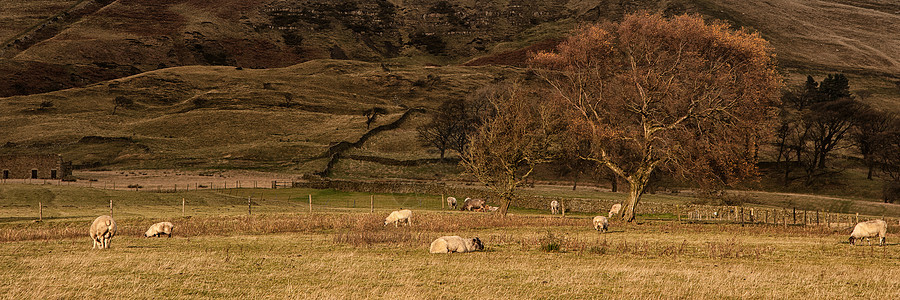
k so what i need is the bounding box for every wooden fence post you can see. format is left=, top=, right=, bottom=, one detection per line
left=792, top=208, right=796, bottom=225
left=676, top=205, right=681, bottom=222
left=441, top=193, right=444, bottom=210
left=371, top=195, right=374, bottom=213
left=182, top=198, right=185, bottom=217
left=109, top=199, right=113, bottom=217
left=248, top=196, right=252, bottom=215
left=308, top=194, right=312, bottom=213
left=39, top=201, right=42, bottom=222
left=855, top=213, right=859, bottom=224
left=561, top=200, right=566, bottom=218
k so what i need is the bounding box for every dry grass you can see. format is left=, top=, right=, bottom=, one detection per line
left=1, top=212, right=899, bottom=299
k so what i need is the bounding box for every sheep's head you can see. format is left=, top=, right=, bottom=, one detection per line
left=848, top=236, right=856, bottom=245
left=472, top=237, right=484, bottom=251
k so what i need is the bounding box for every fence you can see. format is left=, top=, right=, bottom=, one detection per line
left=3, top=177, right=898, bottom=227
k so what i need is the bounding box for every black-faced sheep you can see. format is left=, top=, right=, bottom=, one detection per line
left=593, top=216, right=609, bottom=232
left=384, top=209, right=412, bottom=227
left=550, top=200, right=560, bottom=214
left=429, top=236, right=484, bottom=253
left=144, top=222, right=175, bottom=238
left=849, top=219, right=887, bottom=246
left=460, top=198, right=485, bottom=211
left=90, top=215, right=117, bottom=249
left=608, top=203, right=622, bottom=218
left=447, top=197, right=457, bottom=210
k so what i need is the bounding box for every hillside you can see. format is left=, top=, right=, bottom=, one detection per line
left=1, top=0, right=897, bottom=98
left=0, top=60, right=519, bottom=173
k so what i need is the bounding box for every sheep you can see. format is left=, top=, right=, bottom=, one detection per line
left=144, top=222, right=175, bottom=238
left=550, top=200, right=560, bottom=215
left=447, top=197, right=457, bottom=210
left=608, top=203, right=622, bottom=218
left=429, top=236, right=484, bottom=254
left=593, top=216, right=609, bottom=232
left=849, top=219, right=887, bottom=246
left=384, top=209, right=412, bottom=227
left=460, top=198, right=485, bottom=211
left=485, top=205, right=499, bottom=212
left=90, top=215, right=117, bottom=249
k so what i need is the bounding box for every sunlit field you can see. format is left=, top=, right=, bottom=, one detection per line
left=1, top=184, right=898, bottom=298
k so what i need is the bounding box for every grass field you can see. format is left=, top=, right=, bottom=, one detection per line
left=1, top=184, right=899, bottom=298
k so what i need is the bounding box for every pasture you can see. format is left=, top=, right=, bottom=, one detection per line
left=1, top=184, right=899, bottom=298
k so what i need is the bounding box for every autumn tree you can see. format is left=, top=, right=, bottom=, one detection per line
left=852, top=105, right=896, bottom=180
left=461, top=83, right=560, bottom=217
left=531, top=14, right=781, bottom=222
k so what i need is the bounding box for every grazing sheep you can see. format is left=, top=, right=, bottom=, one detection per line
left=608, top=203, right=622, bottom=218
left=429, top=236, right=484, bottom=254
left=90, top=215, right=117, bottom=249
left=550, top=200, right=560, bottom=215
left=849, top=219, right=887, bottom=246
left=447, top=197, right=457, bottom=210
left=460, top=198, right=485, bottom=211
left=384, top=209, right=412, bottom=227
left=593, top=216, right=609, bottom=232
left=144, top=222, right=175, bottom=238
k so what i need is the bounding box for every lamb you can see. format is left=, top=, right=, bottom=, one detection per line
left=593, top=216, right=609, bottom=232
left=144, top=222, right=175, bottom=238
left=384, top=209, right=412, bottom=227
left=90, top=215, right=117, bottom=249
left=460, top=198, right=485, bottom=211
left=550, top=200, right=560, bottom=214
left=608, top=203, right=622, bottom=218
left=429, top=236, right=484, bottom=253
left=447, top=197, right=457, bottom=210
left=849, top=219, right=887, bottom=246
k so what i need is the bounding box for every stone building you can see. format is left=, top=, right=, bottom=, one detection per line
left=0, top=154, right=71, bottom=179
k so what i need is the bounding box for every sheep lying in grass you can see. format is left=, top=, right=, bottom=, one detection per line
left=144, top=222, right=175, bottom=238
left=460, top=198, right=485, bottom=211
left=447, top=197, right=457, bottom=210
left=849, top=219, right=887, bottom=246
left=593, top=216, right=609, bottom=232
left=384, top=209, right=412, bottom=227
left=90, top=215, right=117, bottom=249
left=429, top=236, right=484, bottom=253
left=608, top=203, right=622, bottom=218
left=550, top=200, right=560, bottom=214
left=485, top=205, right=499, bottom=212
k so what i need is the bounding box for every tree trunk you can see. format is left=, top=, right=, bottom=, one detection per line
left=867, top=163, right=874, bottom=180
left=498, top=194, right=511, bottom=217
left=609, top=173, right=618, bottom=192
left=440, top=148, right=445, bottom=161
left=622, top=170, right=651, bottom=222
left=572, top=174, right=578, bottom=190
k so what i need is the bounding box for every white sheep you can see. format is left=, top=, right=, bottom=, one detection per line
left=849, top=219, right=887, bottom=246
left=447, top=197, right=457, bottom=210
left=384, top=209, right=412, bottom=227
left=485, top=205, right=499, bottom=212
left=608, top=203, right=622, bottom=218
left=429, top=236, right=484, bottom=253
left=144, top=222, right=175, bottom=238
left=593, top=216, right=609, bottom=232
left=550, top=200, right=559, bottom=214
left=90, top=215, right=117, bottom=249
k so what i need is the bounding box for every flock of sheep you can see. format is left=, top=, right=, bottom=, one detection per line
left=88, top=196, right=890, bottom=251
left=88, top=215, right=173, bottom=249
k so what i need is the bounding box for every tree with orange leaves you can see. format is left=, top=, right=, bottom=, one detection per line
left=531, top=13, right=782, bottom=222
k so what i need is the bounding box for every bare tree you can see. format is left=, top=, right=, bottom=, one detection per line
left=461, top=83, right=559, bottom=217
left=851, top=104, right=894, bottom=180
left=531, top=14, right=781, bottom=222
left=417, top=98, right=468, bottom=160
